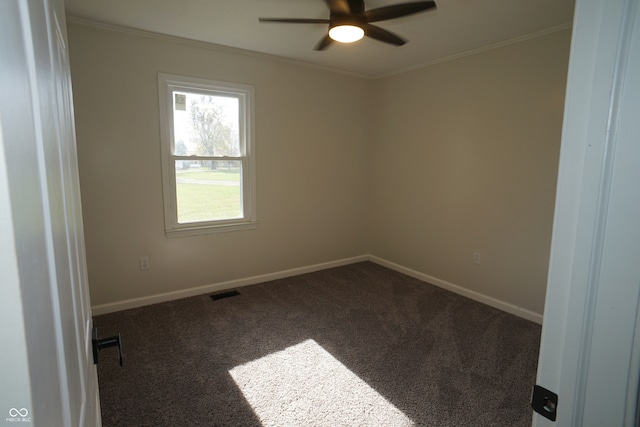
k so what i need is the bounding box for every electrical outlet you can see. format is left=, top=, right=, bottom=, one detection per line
left=473, top=252, right=481, bottom=265
left=140, top=256, right=150, bottom=270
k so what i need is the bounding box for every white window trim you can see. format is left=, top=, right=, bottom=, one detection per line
left=158, top=73, right=256, bottom=237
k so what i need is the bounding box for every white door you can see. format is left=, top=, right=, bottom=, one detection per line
left=534, top=0, right=640, bottom=425
left=0, top=0, right=100, bottom=426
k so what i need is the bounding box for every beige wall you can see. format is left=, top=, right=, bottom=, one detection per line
left=68, top=22, right=570, bottom=317
left=369, top=29, right=571, bottom=314
left=68, top=23, right=372, bottom=306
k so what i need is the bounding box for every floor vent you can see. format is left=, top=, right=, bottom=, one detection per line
left=210, top=290, right=241, bottom=301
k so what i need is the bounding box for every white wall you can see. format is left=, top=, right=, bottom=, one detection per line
left=369, top=29, right=572, bottom=316
left=68, top=23, right=372, bottom=307
left=68, top=22, right=570, bottom=318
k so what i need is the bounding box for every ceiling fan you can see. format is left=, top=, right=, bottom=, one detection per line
left=258, top=0, right=437, bottom=51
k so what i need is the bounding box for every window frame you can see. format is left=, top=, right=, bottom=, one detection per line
left=158, top=73, right=256, bottom=237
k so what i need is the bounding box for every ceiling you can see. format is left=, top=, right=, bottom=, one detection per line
left=64, top=0, right=575, bottom=78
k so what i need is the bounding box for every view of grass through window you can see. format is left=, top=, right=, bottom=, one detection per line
left=175, top=163, right=242, bottom=223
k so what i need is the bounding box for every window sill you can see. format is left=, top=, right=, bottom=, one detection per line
left=165, top=220, right=258, bottom=238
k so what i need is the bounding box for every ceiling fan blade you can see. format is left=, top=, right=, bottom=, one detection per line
left=324, top=0, right=352, bottom=15
left=259, top=18, right=331, bottom=24
left=362, top=23, right=407, bottom=46
left=314, top=34, right=335, bottom=51
left=363, top=1, right=436, bottom=23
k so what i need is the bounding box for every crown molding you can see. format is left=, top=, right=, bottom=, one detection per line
left=65, top=16, right=371, bottom=79
left=376, top=22, right=573, bottom=79
left=66, top=16, right=572, bottom=80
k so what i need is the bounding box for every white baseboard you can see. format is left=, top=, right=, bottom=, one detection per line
left=368, top=255, right=543, bottom=324
left=91, top=255, right=368, bottom=315
left=91, top=254, right=543, bottom=324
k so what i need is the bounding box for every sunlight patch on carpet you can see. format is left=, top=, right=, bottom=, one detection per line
left=229, top=339, right=413, bottom=426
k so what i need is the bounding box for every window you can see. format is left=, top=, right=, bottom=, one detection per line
left=158, top=73, right=256, bottom=237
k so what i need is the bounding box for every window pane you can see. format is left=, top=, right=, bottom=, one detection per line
left=160, top=74, right=255, bottom=236
left=175, top=160, right=243, bottom=223
left=173, top=91, right=240, bottom=156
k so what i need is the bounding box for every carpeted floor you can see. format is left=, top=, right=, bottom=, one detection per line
left=94, top=261, right=541, bottom=426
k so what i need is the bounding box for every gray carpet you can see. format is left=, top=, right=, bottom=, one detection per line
left=94, top=261, right=540, bottom=426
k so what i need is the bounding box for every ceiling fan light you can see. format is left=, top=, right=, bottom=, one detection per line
left=329, top=25, right=364, bottom=43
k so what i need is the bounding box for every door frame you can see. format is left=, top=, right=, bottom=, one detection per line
left=534, top=0, right=640, bottom=425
